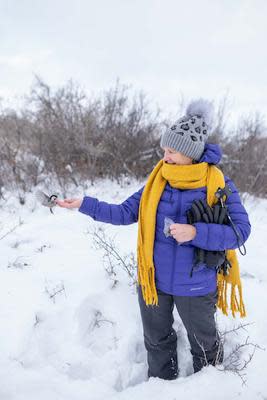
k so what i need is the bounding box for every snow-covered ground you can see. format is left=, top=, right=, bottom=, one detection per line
left=0, top=180, right=266, bottom=400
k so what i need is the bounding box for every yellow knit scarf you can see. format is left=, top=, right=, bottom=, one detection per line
left=137, top=160, right=246, bottom=318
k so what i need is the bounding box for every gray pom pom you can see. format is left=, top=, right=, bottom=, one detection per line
left=185, top=98, right=214, bottom=126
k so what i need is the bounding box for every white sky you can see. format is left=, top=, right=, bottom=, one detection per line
left=1, top=0, right=267, bottom=124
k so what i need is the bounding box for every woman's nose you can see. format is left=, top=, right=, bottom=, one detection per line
left=163, top=153, right=170, bottom=161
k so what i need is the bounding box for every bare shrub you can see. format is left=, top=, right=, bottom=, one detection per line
left=221, top=113, right=267, bottom=198
left=24, top=77, right=163, bottom=187
left=87, top=226, right=137, bottom=288
left=0, top=111, right=41, bottom=203
left=0, top=78, right=266, bottom=199
left=95, top=80, right=163, bottom=181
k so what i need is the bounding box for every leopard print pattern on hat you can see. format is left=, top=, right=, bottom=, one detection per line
left=170, top=114, right=207, bottom=144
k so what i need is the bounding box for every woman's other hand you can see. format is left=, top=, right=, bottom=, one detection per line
left=56, top=198, right=83, bottom=209
left=169, top=223, right=196, bottom=243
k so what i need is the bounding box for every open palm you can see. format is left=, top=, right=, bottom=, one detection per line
left=56, top=198, right=82, bottom=209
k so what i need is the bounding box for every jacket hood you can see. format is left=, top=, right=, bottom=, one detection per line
left=199, top=143, right=222, bottom=165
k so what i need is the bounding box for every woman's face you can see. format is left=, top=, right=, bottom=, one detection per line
left=162, top=147, right=193, bottom=165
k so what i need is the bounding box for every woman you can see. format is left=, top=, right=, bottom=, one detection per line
left=57, top=99, right=251, bottom=380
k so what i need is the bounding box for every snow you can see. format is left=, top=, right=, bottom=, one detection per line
left=0, top=181, right=266, bottom=400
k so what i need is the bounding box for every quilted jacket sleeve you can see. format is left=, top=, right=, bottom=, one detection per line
left=78, top=186, right=144, bottom=225
left=190, top=177, right=251, bottom=251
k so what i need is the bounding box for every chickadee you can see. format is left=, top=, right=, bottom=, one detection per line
left=36, top=190, right=58, bottom=214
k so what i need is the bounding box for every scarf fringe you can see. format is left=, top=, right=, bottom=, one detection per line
left=137, top=246, right=158, bottom=306
left=217, top=278, right=246, bottom=318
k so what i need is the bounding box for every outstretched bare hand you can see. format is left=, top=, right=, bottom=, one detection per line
left=56, top=198, right=83, bottom=209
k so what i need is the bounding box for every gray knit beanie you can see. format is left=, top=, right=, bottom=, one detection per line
left=160, top=99, right=214, bottom=161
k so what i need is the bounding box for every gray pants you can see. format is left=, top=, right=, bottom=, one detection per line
left=138, top=286, right=223, bottom=380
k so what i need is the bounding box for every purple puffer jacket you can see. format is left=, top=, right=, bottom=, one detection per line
left=79, top=144, right=251, bottom=296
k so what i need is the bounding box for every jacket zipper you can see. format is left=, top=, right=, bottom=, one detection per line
left=171, top=189, right=182, bottom=292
